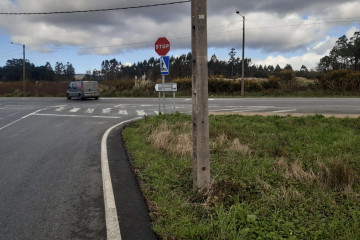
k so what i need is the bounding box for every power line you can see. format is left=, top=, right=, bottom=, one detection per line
left=246, top=19, right=360, bottom=30
left=0, top=0, right=190, bottom=15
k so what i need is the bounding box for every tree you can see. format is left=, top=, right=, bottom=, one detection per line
left=284, top=64, right=293, bottom=71
left=349, top=31, right=360, bottom=71
left=318, top=32, right=360, bottom=72
left=65, top=62, right=75, bottom=80
left=228, top=48, right=236, bottom=77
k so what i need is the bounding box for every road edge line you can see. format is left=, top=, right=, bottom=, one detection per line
left=101, top=117, right=142, bottom=240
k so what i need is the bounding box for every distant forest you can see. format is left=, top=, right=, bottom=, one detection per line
left=0, top=60, right=75, bottom=82
left=1, top=31, right=359, bottom=82
left=0, top=54, right=315, bottom=82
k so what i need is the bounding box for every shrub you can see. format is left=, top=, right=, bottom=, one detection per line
left=316, top=70, right=360, bottom=92
left=245, top=79, right=263, bottom=92
left=261, top=76, right=281, bottom=90
left=279, top=70, right=295, bottom=85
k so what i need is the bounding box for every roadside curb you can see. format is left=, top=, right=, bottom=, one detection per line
left=103, top=118, right=157, bottom=240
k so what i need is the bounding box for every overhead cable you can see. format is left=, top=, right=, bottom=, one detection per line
left=0, top=0, right=190, bottom=15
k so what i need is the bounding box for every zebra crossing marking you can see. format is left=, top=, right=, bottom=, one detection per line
left=136, top=110, right=146, bottom=116
left=118, top=110, right=128, bottom=115
left=55, top=107, right=66, bottom=112
left=102, top=108, right=112, bottom=114
left=69, top=108, right=80, bottom=113
left=85, top=108, right=95, bottom=114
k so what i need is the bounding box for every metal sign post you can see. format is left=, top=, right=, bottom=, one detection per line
left=155, top=83, right=177, bottom=114
left=160, top=56, right=170, bottom=114
left=154, top=38, right=170, bottom=114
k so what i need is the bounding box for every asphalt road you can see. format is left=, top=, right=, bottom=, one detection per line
left=0, top=97, right=359, bottom=239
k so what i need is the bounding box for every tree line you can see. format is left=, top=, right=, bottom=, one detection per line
left=86, top=52, right=316, bottom=82
left=0, top=59, right=75, bottom=82
left=1, top=51, right=314, bottom=83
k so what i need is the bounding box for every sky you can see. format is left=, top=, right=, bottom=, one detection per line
left=0, top=0, right=359, bottom=74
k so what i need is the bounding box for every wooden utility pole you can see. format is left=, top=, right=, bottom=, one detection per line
left=191, top=0, right=210, bottom=191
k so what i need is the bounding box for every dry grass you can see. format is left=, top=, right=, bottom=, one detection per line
left=149, top=125, right=252, bottom=158
left=229, top=138, right=252, bottom=157
left=148, top=122, right=192, bottom=158
left=275, top=157, right=357, bottom=191
left=210, top=133, right=252, bottom=157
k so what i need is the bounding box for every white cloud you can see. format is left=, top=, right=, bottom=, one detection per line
left=253, top=34, right=341, bottom=70
left=0, top=0, right=358, bottom=72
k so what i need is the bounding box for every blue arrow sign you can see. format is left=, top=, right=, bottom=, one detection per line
left=160, top=56, right=170, bottom=75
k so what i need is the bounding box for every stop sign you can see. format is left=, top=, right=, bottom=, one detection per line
left=155, top=37, right=170, bottom=56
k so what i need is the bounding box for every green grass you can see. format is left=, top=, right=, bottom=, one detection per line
left=123, top=113, right=360, bottom=239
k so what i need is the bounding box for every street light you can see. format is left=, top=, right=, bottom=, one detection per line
left=10, top=42, right=26, bottom=97
left=236, top=11, right=245, bottom=96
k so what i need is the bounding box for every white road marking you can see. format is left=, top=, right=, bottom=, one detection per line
left=85, top=108, right=95, bottom=114
left=69, top=108, right=80, bottom=113
left=0, top=109, right=44, bottom=131
left=55, top=107, right=66, bottom=112
left=34, top=113, right=122, bottom=119
left=51, top=105, right=67, bottom=108
left=136, top=110, right=146, bottom=116
left=272, top=109, right=297, bottom=113
left=101, top=117, right=142, bottom=240
left=102, top=108, right=112, bottom=114
left=118, top=110, right=128, bottom=115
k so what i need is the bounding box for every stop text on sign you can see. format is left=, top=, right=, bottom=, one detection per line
left=155, top=37, right=170, bottom=56
left=156, top=43, right=170, bottom=50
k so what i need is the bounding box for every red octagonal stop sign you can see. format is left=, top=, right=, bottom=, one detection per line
left=155, top=37, right=170, bottom=56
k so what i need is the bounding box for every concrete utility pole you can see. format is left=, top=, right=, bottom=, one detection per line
left=236, top=11, right=245, bottom=96
left=191, top=0, right=210, bottom=191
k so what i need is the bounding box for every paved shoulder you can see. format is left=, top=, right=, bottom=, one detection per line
left=107, top=123, right=157, bottom=240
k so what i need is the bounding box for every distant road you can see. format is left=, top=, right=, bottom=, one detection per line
left=0, top=97, right=359, bottom=239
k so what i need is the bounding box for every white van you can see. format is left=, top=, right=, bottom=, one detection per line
left=67, top=81, right=99, bottom=100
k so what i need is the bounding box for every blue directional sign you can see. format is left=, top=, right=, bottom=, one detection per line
left=160, top=56, right=170, bottom=75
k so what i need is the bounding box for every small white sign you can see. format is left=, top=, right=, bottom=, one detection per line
left=155, top=83, right=177, bottom=92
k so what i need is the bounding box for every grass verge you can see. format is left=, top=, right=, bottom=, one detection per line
left=123, top=113, right=360, bottom=239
